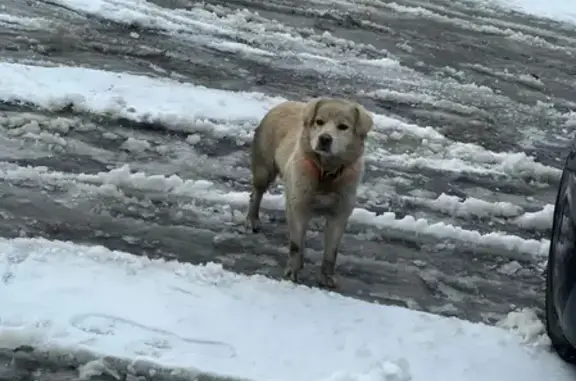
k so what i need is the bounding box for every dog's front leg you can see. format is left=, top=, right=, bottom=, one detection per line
left=284, top=199, right=312, bottom=283
left=319, top=202, right=354, bottom=289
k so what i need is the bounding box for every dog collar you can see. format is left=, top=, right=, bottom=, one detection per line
left=303, top=156, right=345, bottom=181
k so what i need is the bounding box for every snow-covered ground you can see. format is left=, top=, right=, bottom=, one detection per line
left=1, top=0, right=576, bottom=379
left=484, top=0, right=576, bottom=24
left=2, top=237, right=576, bottom=381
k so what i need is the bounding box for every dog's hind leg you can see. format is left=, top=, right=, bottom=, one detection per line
left=246, top=162, right=278, bottom=233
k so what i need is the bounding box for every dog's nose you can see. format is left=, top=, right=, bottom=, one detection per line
left=318, top=134, right=332, bottom=147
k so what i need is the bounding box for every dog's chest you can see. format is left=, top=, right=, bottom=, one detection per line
left=310, top=191, right=341, bottom=215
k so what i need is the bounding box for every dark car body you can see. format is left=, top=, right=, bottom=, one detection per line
left=546, top=146, right=576, bottom=363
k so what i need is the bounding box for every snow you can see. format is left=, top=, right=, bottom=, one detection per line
left=480, top=0, right=576, bottom=25
left=1, top=237, right=575, bottom=381
left=513, top=204, right=555, bottom=231
left=408, top=193, right=524, bottom=218
left=121, top=137, right=152, bottom=153
left=37, top=0, right=388, bottom=67
left=0, top=62, right=283, bottom=128
left=497, top=307, right=549, bottom=345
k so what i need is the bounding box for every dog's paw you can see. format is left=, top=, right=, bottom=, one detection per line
left=318, top=273, right=338, bottom=289
left=244, top=217, right=261, bottom=234
left=283, top=267, right=300, bottom=283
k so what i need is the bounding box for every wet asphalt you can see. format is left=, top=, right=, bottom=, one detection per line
left=2, top=0, right=576, bottom=379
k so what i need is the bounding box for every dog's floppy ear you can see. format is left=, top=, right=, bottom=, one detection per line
left=353, top=104, right=373, bottom=137
left=302, top=98, right=325, bottom=127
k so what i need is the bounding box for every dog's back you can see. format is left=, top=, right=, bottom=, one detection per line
left=251, top=101, right=305, bottom=177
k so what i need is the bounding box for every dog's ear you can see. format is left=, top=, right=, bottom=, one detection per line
left=353, top=104, right=373, bottom=137
left=302, top=98, right=325, bottom=127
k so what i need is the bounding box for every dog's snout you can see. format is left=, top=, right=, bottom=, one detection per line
left=318, top=133, right=332, bottom=147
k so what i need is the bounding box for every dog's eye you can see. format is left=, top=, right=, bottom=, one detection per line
left=337, top=124, right=349, bottom=131
left=315, top=119, right=325, bottom=126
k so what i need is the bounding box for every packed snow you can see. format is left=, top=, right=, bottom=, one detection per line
left=482, top=0, right=576, bottom=24
left=1, top=237, right=575, bottom=381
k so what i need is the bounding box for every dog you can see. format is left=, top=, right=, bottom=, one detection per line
left=245, top=97, right=373, bottom=289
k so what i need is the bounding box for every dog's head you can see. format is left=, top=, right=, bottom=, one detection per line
left=302, top=98, right=373, bottom=158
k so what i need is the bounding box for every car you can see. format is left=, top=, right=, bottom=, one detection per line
left=546, top=145, right=576, bottom=364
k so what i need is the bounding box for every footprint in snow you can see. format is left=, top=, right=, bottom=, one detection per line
left=69, top=313, right=236, bottom=358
